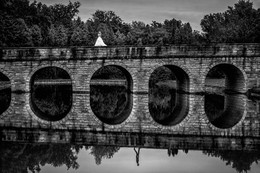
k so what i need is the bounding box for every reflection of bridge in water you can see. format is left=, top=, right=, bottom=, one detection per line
left=0, top=44, right=260, bottom=144
left=2, top=129, right=260, bottom=173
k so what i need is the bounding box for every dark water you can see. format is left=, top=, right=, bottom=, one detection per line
left=1, top=82, right=260, bottom=173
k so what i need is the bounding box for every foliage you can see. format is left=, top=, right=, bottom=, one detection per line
left=0, top=142, right=80, bottom=173
left=201, top=0, right=260, bottom=43
left=203, top=149, right=260, bottom=173
left=0, top=0, right=260, bottom=47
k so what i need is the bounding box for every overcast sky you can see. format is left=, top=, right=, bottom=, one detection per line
left=36, top=0, right=260, bottom=31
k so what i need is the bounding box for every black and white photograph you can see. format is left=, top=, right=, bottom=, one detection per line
left=1, top=0, right=260, bottom=172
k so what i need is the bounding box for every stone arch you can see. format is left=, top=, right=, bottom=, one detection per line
left=29, top=66, right=73, bottom=121
left=0, top=70, right=11, bottom=82
left=148, top=65, right=189, bottom=126
left=89, top=64, right=133, bottom=125
left=205, top=63, right=247, bottom=93
left=204, top=63, right=247, bottom=129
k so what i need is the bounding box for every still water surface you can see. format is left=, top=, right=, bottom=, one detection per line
left=2, top=141, right=260, bottom=173
left=41, top=148, right=260, bottom=173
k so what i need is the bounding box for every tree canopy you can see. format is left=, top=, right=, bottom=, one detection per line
left=201, top=0, right=260, bottom=43
left=0, top=0, right=259, bottom=47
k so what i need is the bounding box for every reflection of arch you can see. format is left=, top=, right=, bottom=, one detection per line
left=91, top=65, right=133, bottom=91
left=90, top=65, right=133, bottom=125
left=148, top=65, right=189, bottom=126
left=0, top=71, right=11, bottom=115
left=206, top=63, right=246, bottom=93
left=205, top=94, right=246, bottom=129
left=29, top=66, right=72, bottom=121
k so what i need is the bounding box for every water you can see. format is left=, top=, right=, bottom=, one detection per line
left=1, top=78, right=260, bottom=173
left=1, top=141, right=260, bottom=173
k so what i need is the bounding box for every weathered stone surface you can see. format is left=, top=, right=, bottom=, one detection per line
left=0, top=44, right=260, bottom=138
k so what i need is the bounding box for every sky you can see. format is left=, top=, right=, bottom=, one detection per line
left=36, top=0, right=260, bottom=31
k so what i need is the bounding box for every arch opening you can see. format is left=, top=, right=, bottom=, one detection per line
left=30, top=67, right=72, bottom=121
left=0, top=72, right=11, bottom=115
left=205, top=64, right=246, bottom=128
left=90, top=65, right=133, bottom=125
left=149, top=66, right=189, bottom=126
left=206, top=64, right=245, bottom=93
left=205, top=93, right=246, bottom=129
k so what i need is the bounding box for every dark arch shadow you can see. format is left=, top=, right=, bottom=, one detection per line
left=0, top=72, right=11, bottom=115
left=30, top=67, right=72, bottom=121
left=205, top=93, right=245, bottom=129
left=148, top=65, right=189, bottom=126
left=205, top=64, right=246, bottom=129
left=207, top=64, right=245, bottom=93
left=90, top=65, right=133, bottom=125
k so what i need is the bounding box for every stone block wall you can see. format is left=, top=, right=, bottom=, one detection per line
left=1, top=44, right=260, bottom=138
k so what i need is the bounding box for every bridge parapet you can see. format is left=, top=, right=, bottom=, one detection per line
left=1, top=43, right=260, bottom=60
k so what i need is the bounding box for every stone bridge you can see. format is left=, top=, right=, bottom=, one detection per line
left=1, top=43, right=260, bottom=143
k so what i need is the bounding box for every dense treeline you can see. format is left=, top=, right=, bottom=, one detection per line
left=0, top=0, right=260, bottom=47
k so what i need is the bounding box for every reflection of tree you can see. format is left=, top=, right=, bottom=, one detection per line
left=31, top=85, right=72, bottom=120
left=167, top=148, right=178, bottom=157
left=33, top=67, right=70, bottom=80
left=90, top=86, right=128, bottom=119
left=204, top=94, right=225, bottom=122
left=0, top=88, right=11, bottom=114
left=91, top=66, right=125, bottom=79
left=90, top=146, right=120, bottom=165
left=149, top=66, right=175, bottom=86
left=0, top=142, right=80, bottom=173
left=134, top=147, right=141, bottom=166
left=206, top=68, right=225, bottom=78
left=149, top=85, right=176, bottom=121
left=167, top=148, right=188, bottom=157
left=149, top=66, right=177, bottom=121
left=203, top=150, right=260, bottom=173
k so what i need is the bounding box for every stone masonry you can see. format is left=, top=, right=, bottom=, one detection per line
left=1, top=43, right=260, bottom=139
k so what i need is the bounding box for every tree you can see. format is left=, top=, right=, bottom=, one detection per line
left=91, top=10, right=123, bottom=32
left=201, top=0, right=260, bottom=43
left=4, top=18, right=33, bottom=46
left=70, top=23, right=91, bottom=46
left=47, top=24, right=68, bottom=46
left=30, top=25, right=42, bottom=46
left=164, top=18, right=182, bottom=44
left=49, top=1, right=81, bottom=27
left=114, top=30, right=126, bottom=45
